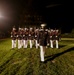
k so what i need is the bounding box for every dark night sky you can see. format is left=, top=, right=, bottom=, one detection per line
left=0, top=0, right=74, bottom=33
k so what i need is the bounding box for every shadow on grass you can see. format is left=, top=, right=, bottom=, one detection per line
left=45, top=47, right=74, bottom=63
left=47, top=45, right=66, bottom=49
left=59, top=45, right=66, bottom=48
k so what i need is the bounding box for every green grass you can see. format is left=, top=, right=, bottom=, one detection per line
left=0, top=38, right=74, bottom=75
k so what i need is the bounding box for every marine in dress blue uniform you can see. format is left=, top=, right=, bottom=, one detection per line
left=38, top=24, right=48, bottom=62
left=17, top=28, right=23, bottom=49
left=11, top=27, right=17, bottom=49
left=23, top=28, right=29, bottom=48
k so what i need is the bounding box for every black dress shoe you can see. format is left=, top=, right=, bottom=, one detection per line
left=40, top=61, right=45, bottom=63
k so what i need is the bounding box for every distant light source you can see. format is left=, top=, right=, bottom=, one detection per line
left=0, top=2, right=14, bottom=30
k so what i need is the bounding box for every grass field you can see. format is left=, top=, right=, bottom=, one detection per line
left=0, top=38, right=74, bottom=75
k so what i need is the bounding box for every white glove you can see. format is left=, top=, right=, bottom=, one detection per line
left=29, top=34, right=31, bottom=36
left=17, top=35, right=18, bottom=37
left=37, top=44, right=40, bottom=46
left=35, top=35, right=37, bottom=37
left=47, top=43, right=49, bottom=46
left=11, top=35, right=12, bottom=37
left=23, top=35, right=25, bottom=37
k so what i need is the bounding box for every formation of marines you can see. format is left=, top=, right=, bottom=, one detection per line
left=11, top=24, right=61, bottom=62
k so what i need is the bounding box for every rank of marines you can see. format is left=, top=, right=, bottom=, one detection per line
left=11, top=24, right=61, bottom=62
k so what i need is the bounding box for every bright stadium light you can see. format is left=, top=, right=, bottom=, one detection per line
left=0, top=2, right=15, bottom=30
